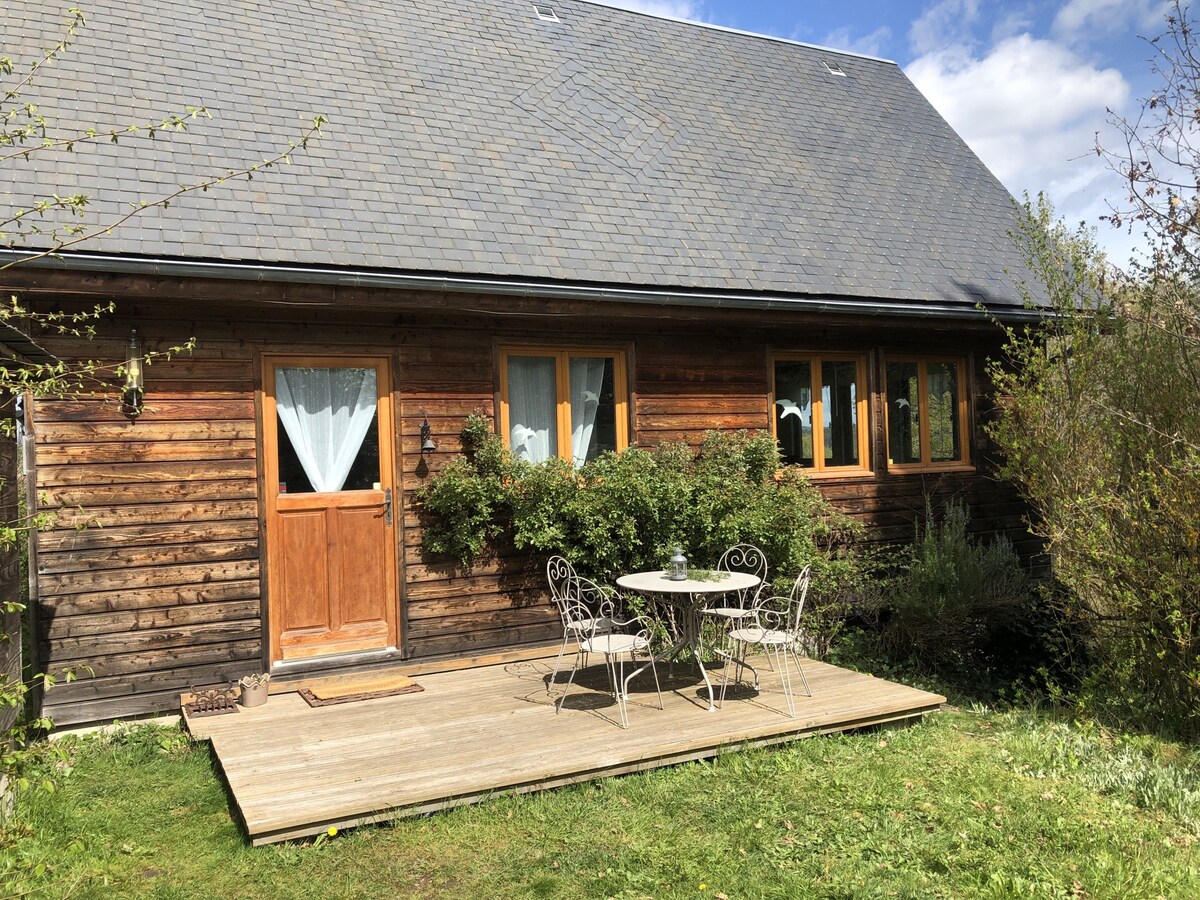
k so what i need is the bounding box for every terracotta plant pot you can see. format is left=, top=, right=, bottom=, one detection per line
left=239, top=674, right=270, bottom=708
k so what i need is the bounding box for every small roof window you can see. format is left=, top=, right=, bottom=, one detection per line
left=533, top=4, right=559, bottom=21
left=823, top=59, right=847, bottom=77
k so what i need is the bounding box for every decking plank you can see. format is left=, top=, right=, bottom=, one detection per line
left=186, top=655, right=944, bottom=843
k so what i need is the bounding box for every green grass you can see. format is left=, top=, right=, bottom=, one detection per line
left=3, top=709, right=1199, bottom=899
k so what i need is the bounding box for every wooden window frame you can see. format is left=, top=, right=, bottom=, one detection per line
left=883, top=354, right=973, bottom=473
left=770, top=353, right=871, bottom=477
left=498, top=346, right=630, bottom=462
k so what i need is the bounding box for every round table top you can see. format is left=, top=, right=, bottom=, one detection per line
left=615, top=569, right=760, bottom=595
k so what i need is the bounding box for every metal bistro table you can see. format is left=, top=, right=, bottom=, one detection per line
left=615, top=569, right=761, bottom=712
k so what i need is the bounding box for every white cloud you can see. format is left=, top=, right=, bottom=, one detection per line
left=908, top=35, right=1127, bottom=154
left=595, top=0, right=703, bottom=20
left=1052, top=0, right=1167, bottom=40
left=990, top=8, right=1036, bottom=43
left=907, top=33, right=1140, bottom=262
left=908, top=0, right=981, bottom=56
left=820, top=25, right=892, bottom=59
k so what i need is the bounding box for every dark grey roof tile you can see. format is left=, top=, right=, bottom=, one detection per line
left=4, top=0, right=1036, bottom=307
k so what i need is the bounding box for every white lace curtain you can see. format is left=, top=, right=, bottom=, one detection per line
left=569, top=357, right=606, bottom=467
left=507, top=356, right=557, bottom=464
left=507, top=355, right=608, bottom=467
left=276, top=367, right=378, bottom=492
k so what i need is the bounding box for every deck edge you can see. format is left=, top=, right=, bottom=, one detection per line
left=247, top=700, right=943, bottom=845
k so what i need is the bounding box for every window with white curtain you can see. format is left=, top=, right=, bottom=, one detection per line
left=275, top=366, right=380, bottom=493
left=500, top=348, right=628, bottom=466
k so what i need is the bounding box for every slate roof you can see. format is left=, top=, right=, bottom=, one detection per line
left=3, top=0, right=1034, bottom=308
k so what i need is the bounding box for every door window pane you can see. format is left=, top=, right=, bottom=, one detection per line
left=927, top=361, right=961, bottom=462
left=886, top=362, right=922, bottom=465
left=275, top=366, right=379, bottom=493
left=822, top=360, right=859, bottom=466
left=774, top=361, right=814, bottom=466
left=569, top=356, right=616, bottom=466
left=507, top=356, right=558, bottom=464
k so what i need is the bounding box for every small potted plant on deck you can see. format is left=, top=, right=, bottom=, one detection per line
left=238, top=672, right=271, bottom=708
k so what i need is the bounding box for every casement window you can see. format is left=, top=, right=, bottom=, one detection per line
left=499, top=347, right=629, bottom=467
left=771, top=354, right=870, bottom=475
left=884, top=356, right=971, bottom=470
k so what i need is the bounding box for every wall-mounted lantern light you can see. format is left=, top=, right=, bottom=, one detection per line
left=121, top=329, right=145, bottom=420
left=420, top=415, right=437, bottom=454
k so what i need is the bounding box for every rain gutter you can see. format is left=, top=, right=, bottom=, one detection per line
left=0, top=250, right=1049, bottom=323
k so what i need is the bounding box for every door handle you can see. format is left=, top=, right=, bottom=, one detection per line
left=382, top=487, right=392, bottom=526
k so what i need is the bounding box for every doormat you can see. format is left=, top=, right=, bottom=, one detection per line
left=299, top=673, right=424, bottom=707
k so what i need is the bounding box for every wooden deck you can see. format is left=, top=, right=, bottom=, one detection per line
left=185, top=654, right=945, bottom=845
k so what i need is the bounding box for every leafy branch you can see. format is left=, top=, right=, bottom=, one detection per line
left=0, top=8, right=85, bottom=132
left=1, top=105, right=211, bottom=164
left=0, top=295, right=195, bottom=399
left=1099, top=1, right=1200, bottom=262
left=2, top=6, right=326, bottom=265
left=1, top=114, right=325, bottom=267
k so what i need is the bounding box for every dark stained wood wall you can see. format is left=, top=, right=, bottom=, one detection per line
left=12, top=274, right=1037, bottom=725
left=31, top=337, right=261, bottom=724
left=633, top=327, right=1040, bottom=562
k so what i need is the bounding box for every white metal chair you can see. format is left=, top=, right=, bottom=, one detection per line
left=547, top=554, right=576, bottom=604
left=546, top=556, right=614, bottom=692
left=555, top=576, right=663, bottom=729
left=719, top=566, right=812, bottom=717
left=702, top=542, right=768, bottom=630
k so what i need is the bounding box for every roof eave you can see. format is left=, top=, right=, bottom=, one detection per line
left=0, top=249, right=1050, bottom=324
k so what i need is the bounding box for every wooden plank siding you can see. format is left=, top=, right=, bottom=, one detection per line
left=30, top=339, right=263, bottom=725
left=11, top=277, right=1038, bottom=725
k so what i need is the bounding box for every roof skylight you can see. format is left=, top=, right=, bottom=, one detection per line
left=533, top=4, right=559, bottom=21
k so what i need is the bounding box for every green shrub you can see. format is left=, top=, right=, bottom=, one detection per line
left=991, top=197, right=1200, bottom=736
left=415, top=414, right=536, bottom=565
left=416, top=420, right=858, bottom=587
left=878, top=500, right=1031, bottom=671
left=799, top=545, right=888, bottom=662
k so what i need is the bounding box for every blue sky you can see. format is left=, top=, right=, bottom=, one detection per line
left=605, top=0, right=1171, bottom=262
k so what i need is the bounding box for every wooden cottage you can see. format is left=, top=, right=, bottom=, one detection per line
left=2, top=0, right=1044, bottom=726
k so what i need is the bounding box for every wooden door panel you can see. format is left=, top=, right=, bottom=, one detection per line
left=279, top=629, right=389, bottom=660
left=277, top=509, right=331, bottom=639
left=335, top=504, right=392, bottom=626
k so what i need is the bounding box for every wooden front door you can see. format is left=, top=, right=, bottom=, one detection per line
left=262, top=356, right=399, bottom=663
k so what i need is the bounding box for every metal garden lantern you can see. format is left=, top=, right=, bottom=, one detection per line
left=668, top=547, right=688, bottom=581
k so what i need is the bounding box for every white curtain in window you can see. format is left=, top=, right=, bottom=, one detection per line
left=276, top=367, right=377, bottom=492
left=569, top=357, right=607, bottom=467
left=507, top=356, right=557, bottom=463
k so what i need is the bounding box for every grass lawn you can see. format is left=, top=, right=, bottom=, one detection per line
left=2, top=707, right=1199, bottom=899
